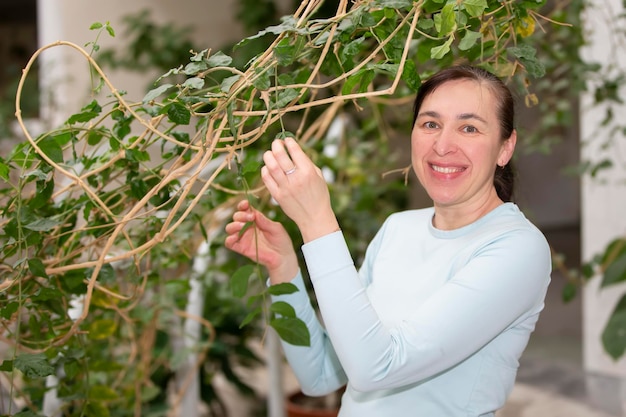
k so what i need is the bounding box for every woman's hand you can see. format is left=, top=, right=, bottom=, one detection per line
left=261, top=137, right=340, bottom=242
left=224, top=199, right=299, bottom=284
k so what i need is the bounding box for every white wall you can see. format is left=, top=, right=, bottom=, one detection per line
left=580, top=0, right=626, bottom=414
left=37, top=0, right=248, bottom=126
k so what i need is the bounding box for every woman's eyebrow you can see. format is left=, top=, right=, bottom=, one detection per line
left=458, top=113, right=488, bottom=124
left=416, top=110, right=440, bottom=119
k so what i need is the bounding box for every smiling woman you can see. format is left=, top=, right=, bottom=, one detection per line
left=225, top=64, right=551, bottom=417
left=410, top=67, right=517, bottom=230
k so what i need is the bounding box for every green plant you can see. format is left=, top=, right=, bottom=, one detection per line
left=0, top=0, right=587, bottom=415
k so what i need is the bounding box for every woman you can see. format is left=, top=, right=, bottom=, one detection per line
left=225, top=65, right=551, bottom=416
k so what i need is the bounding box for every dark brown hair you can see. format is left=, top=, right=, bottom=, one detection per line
left=412, top=65, right=516, bottom=202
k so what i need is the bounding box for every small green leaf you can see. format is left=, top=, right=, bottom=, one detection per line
left=601, top=294, right=626, bottom=360
left=85, top=401, right=111, bottom=417
left=88, top=319, right=117, bottom=340
left=166, top=102, right=191, bottom=125
left=13, top=410, right=46, bottom=417
left=67, top=111, right=100, bottom=124
left=24, top=217, right=61, bottom=232
left=276, top=88, right=301, bottom=108
left=182, top=77, right=205, bottom=90
left=435, top=3, right=456, bottom=36
left=143, top=84, right=174, bottom=103
left=459, top=30, right=482, bottom=51
left=430, top=36, right=454, bottom=59
left=1, top=302, right=19, bottom=319
left=89, top=385, right=118, bottom=401
left=270, top=301, right=296, bottom=318
left=602, top=252, right=626, bottom=288
left=463, top=0, right=488, bottom=17
left=231, top=265, right=256, bottom=298
left=221, top=75, right=241, bottom=93
left=240, top=306, right=263, bottom=328
left=561, top=281, right=577, bottom=303
left=90, top=22, right=103, bottom=30
left=14, top=353, right=55, bottom=378
left=28, top=258, right=48, bottom=278
left=0, top=360, right=13, bottom=372
left=38, top=136, right=64, bottom=163
left=97, top=264, right=116, bottom=283
left=271, top=317, right=310, bottom=346
left=206, top=51, right=233, bottom=68
left=267, top=282, right=299, bottom=296
left=0, top=160, right=9, bottom=181
left=401, top=59, right=421, bottom=92
left=252, top=68, right=271, bottom=91
left=105, top=24, right=115, bottom=37
left=373, top=0, right=412, bottom=9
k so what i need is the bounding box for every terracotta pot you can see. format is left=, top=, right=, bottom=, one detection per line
left=285, top=390, right=341, bottom=417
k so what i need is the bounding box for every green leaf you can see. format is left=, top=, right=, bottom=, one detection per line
left=221, top=75, right=240, bottom=93
left=602, top=252, right=626, bottom=287
left=28, top=258, right=49, bottom=278
left=24, top=217, right=61, bottom=232
left=125, top=148, right=150, bottom=162
left=13, top=411, right=46, bottom=417
left=90, top=22, right=103, bottom=30
left=1, top=302, right=19, bottom=319
left=342, top=68, right=375, bottom=95
left=89, top=385, right=118, bottom=401
left=374, top=0, right=412, bottom=8
left=166, top=102, right=191, bottom=125
left=401, top=59, right=421, bottom=92
left=184, top=61, right=208, bottom=75
left=105, top=24, right=115, bottom=37
left=0, top=360, right=13, bottom=372
left=601, top=294, right=626, bottom=360
left=97, top=264, right=116, bottom=283
left=206, top=51, right=233, bottom=68
left=435, top=3, right=456, bottom=36
left=459, top=30, right=482, bottom=51
left=14, top=353, right=55, bottom=378
left=85, top=401, right=111, bottom=417
left=88, top=319, right=117, bottom=340
left=561, top=281, right=577, bottom=303
left=143, top=83, right=174, bottom=103
left=252, top=68, right=271, bottom=91
left=270, top=301, right=296, bottom=318
left=182, top=77, right=205, bottom=90
left=271, top=317, right=310, bottom=346
left=67, top=111, right=100, bottom=124
left=240, top=306, right=263, bottom=328
left=430, top=36, right=454, bottom=59
left=463, top=0, right=488, bottom=17
left=231, top=265, right=255, bottom=298
left=267, top=282, right=299, bottom=296
left=0, top=160, right=9, bottom=181
left=38, top=136, right=64, bottom=163
left=275, top=88, right=300, bottom=108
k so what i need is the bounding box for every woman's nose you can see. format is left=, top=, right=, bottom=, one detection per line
left=432, top=131, right=456, bottom=155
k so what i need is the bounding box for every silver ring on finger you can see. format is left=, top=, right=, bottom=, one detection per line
left=284, top=166, right=297, bottom=175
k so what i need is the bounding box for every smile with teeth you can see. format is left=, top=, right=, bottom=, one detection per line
left=431, top=164, right=465, bottom=174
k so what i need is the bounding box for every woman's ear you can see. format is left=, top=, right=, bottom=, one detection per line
left=498, top=129, right=517, bottom=166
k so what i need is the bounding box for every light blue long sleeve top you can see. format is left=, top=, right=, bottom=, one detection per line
left=274, top=203, right=551, bottom=416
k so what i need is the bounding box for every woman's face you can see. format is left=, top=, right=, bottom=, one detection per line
left=411, top=79, right=515, bottom=210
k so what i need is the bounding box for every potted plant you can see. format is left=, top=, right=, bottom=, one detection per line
left=0, top=0, right=596, bottom=416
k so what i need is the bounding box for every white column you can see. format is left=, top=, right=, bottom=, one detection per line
left=581, top=0, right=626, bottom=415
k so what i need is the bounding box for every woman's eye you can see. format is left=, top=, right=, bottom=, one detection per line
left=424, top=121, right=438, bottom=129
left=462, top=125, right=478, bottom=133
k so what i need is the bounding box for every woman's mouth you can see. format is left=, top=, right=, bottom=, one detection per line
left=430, top=164, right=465, bottom=174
